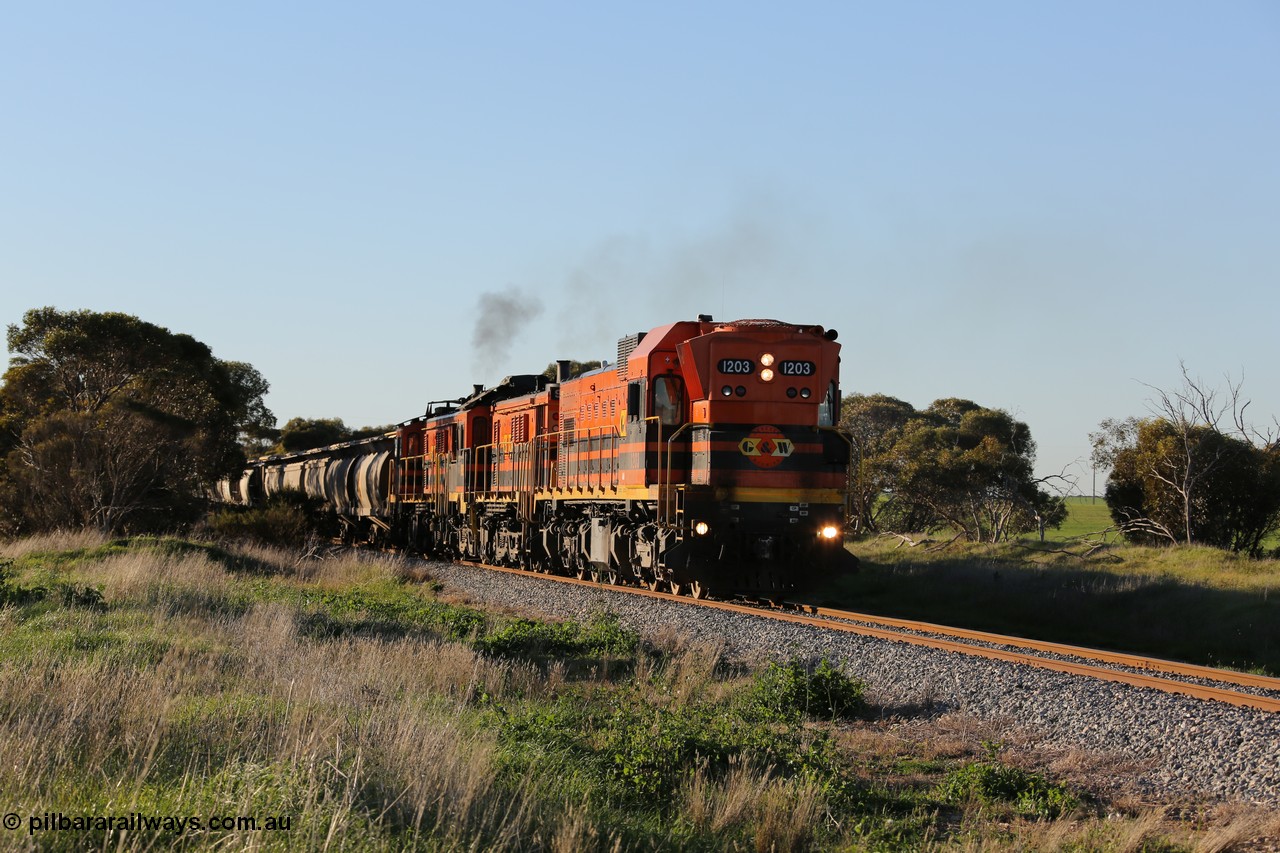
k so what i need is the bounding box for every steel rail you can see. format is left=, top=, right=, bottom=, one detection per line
left=793, top=604, right=1280, bottom=694
left=455, top=560, right=1280, bottom=713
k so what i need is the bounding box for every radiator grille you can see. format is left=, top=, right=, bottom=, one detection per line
left=616, top=332, right=646, bottom=380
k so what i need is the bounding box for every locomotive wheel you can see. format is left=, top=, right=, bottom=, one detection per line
left=591, top=567, right=618, bottom=585
left=689, top=581, right=707, bottom=600
left=669, top=582, right=683, bottom=596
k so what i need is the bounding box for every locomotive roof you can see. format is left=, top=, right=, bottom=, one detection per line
left=460, top=374, right=549, bottom=410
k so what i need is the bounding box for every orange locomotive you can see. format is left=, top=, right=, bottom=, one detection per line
left=390, top=316, right=850, bottom=597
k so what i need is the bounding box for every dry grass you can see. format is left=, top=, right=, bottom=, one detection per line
left=0, top=540, right=578, bottom=850
left=1118, top=544, right=1280, bottom=591
left=1191, top=805, right=1280, bottom=853
left=222, top=540, right=409, bottom=586
left=0, top=527, right=109, bottom=558
left=91, top=548, right=233, bottom=603
left=0, top=630, right=558, bottom=851
left=636, top=628, right=740, bottom=704
left=679, top=760, right=821, bottom=851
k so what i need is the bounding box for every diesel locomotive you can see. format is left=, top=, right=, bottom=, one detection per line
left=219, top=316, right=852, bottom=597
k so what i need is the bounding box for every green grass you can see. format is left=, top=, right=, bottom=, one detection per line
left=1043, top=495, right=1280, bottom=552
left=1043, top=496, right=1115, bottom=541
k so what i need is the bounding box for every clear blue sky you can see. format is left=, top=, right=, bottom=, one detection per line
left=3, top=1, right=1277, bottom=489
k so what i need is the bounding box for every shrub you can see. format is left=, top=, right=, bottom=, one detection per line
left=936, top=760, right=1078, bottom=818
left=496, top=675, right=864, bottom=810
left=477, top=612, right=638, bottom=660
left=206, top=489, right=337, bottom=547
left=748, top=658, right=866, bottom=722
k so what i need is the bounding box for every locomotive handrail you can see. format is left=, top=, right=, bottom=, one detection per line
left=560, top=423, right=623, bottom=493
left=817, top=425, right=853, bottom=460
left=432, top=452, right=448, bottom=517
left=660, top=421, right=693, bottom=530
left=458, top=425, right=628, bottom=499
left=534, top=432, right=557, bottom=492
left=395, top=451, right=426, bottom=500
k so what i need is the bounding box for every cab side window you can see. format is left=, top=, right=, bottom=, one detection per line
left=653, top=376, right=684, bottom=427
left=819, top=381, right=839, bottom=426
left=627, top=380, right=644, bottom=421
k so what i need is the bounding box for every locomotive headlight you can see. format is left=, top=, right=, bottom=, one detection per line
left=760, top=353, right=775, bottom=367
left=760, top=368, right=775, bottom=383
left=800, top=388, right=811, bottom=399
left=721, top=385, right=733, bottom=397
left=819, top=525, right=840, bottom=540
left=694, top=521, right=711, bottom=536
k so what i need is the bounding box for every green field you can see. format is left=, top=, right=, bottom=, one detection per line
left=1040, top=495, right=1280, bottom=551
left=1041, top=496, right=1115, bottom=541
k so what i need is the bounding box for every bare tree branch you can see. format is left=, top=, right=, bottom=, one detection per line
left=877, top=532, right=929, bottom=548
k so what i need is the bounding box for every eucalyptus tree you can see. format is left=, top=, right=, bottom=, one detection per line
left=841, top=393, right=1065, bottom=542
left=840, top=393, right=916, bottom=535
left=0, top=307, right=275, bottom=533
left=1092, top=367, right=1280, bottom=555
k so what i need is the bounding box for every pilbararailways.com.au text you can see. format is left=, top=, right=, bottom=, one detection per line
left=7, top=812, right=292, bottom=836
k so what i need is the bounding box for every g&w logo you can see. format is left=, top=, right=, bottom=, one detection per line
left=739, top=425, right=793, bottom=469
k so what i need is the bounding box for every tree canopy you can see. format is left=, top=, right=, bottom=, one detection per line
left=0, top=307, right=275, bottom=534
left=1092, top=370, right=1280, bottom=556
left=541, top=360, right=603, bottom=381
left=272, top=417, right=394, bottom=454
left=841, top=394, right=1065, bottom=542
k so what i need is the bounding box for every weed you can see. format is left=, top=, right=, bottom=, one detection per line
left=476, top=611, right=638, bottom=660
left=748, top=657, right=867, bottom=722
left=936, top=759, right=1080, bottom=818
left=56, top=582, right=106, bottom=610
left=0, top=558, right=105, bottom=611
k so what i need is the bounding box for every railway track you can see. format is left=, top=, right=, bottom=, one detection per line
left=458, top=560, right=1280, bottom=713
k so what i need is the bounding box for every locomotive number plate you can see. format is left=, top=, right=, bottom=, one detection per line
left=717, top=358, right=755, bottom=374
left=778, top=360, right=815, bottom=376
